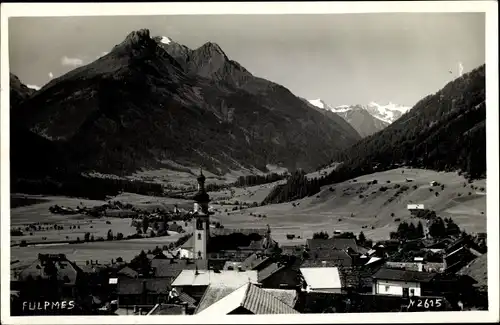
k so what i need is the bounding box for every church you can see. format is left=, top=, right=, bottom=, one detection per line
left=180, top=168, right=278, bottom=266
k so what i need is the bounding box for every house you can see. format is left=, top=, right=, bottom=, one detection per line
left=116, top=278, right=171, bottom=310
left=15, top=254, right=84, bottom=302
left=195, top=284, right=298, bottom=314
left=306, top=238, right=359, bottom=253
left=117, top=266, right=139, bottom=279
left=299, top=267, right=342, bottom=293
left=258, top=262, right=300, bottom=290
left=150, top=258, right=201, bottom=281
left=384, top=261, right=445, bottom=273
left=443, top=246, right=481, bottom=273
left=171, top=269, right=258, bottom=301
left=196, top=283, right=299, bottom=315
left=239, top=253, right=273, bottom=271
left=371, top=268, right=436, bottom=297
left=305, top=248, right=353, bottom=268
left=407, top=204, right=425, bottom=215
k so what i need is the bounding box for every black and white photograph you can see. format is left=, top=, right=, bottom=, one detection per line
left=1, top=1, right=498, bottom=324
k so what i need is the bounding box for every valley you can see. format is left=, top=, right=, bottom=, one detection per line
left=10, top=167, right=487, bottom=263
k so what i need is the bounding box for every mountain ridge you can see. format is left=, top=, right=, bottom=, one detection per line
left=11, top=29, right=361, bottom=182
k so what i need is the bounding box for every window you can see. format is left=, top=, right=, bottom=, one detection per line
left=410, top=289, right=415, bottom=296
left=385, top=286, right=390, bottom=292
left=198, top=251, right=202, bottom=257
left=197, top=233, right=202, bottom=240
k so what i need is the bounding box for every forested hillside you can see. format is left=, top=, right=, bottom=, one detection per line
left=264, top=64, right=486, bottom=204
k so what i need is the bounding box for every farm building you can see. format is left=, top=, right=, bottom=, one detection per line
left=372, top=268, right=436, bottom=297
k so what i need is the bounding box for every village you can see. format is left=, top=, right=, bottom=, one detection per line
left=9, top=170, right=488, bottom=316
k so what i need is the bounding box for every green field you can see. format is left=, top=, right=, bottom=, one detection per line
left=10, top=168, right=487, bottom=265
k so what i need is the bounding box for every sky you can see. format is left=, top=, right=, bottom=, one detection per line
left=9, top=13, right=485, bottom=107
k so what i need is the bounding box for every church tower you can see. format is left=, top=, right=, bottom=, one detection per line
left=192, top=168, right=210, bottom=261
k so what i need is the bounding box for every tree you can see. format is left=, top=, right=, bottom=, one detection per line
left=116, top=257, right=123, bottom=263
left=445, top=218, right=461, bottom=237
left=90, top=234, right=95, bottom=241
left=84, top=232, right=91, bottom=242
left=358, top=231, right=366, bottom=245
left=116, top=232, right=124, bottom=240
left=107, top=229, right=113, bottom=241
left=417, top=221, right=424, bottom=238
left=142, top=216, right=150, bottom=233
left=429, top=217, right=446, bottom=238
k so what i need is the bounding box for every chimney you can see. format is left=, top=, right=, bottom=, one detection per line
left=180, top=301, right=188, bottom=315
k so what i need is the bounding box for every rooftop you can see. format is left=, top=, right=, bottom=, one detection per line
left=306, top=238, right=359, bottom=253
left=258, top=263, right=285, bottom=282
left=197, top=283, right=299, bottom=315
left=147, top=303, right=185, bottom=315
left=172, top=269, right=258, bottom=287
left=117, top=278, right=171, bottom=295
left=240, top=253, right=270, bottom=270
left=17, top=256, right=82, bottom=285
left=300, top=267, right=342, bottom=290
left=372, top=268, right=437, bottom=283
left=151, top=259, right=201, bottom=278
left=457, top=253, right=487, bottom=290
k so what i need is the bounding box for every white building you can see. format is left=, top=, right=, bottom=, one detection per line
left=372, top=268, right=436, bottom=297
left=299, top=267, right=342, bottom=293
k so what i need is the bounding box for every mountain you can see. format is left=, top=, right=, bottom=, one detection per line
left=307, top=99, right=391, bottom=137
left=264, top=64, right=486, bottom=204
left=12, top=29, right=361, bottom=181
left=10, top=73, right=36, bottom=109
left=332, top=64, right=486, bottom=180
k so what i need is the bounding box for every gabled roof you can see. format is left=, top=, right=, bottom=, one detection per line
left=457, top=253, right=487, bottom=290
left=257, top=263, right=285, bottom=282
left=195, top=285, right=240, bottom=314
left=262, top=289, right=298, bottom=308
left=178, top=292, right=197, bottom=308
left=18, top=256, right=82, bottom=285
left=240, top=253, right=270, bottom=270
left=300, top=267, right=342, bottom=290
left=117, top=278, right=171, bottom=295
left=117, top=266, right=139, bottom=278
left=172, top=270, right=258, bottom=287
left=151, top=259, right=200, bottom=278
left=306, top=238, right=359, bottom=253
left=372, top=268, right=436, bottom=283
left=197, top=283, right=299, bottom=315
left=307, top=249, right=353, bottom=266
left=147, top=303, right=185, bottom=315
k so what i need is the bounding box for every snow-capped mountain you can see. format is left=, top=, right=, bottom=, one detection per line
left=307, top=99, right=412, bottom=137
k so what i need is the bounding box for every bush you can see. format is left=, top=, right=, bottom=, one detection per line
left=429, top=188, right=433, bottom=192
left=394, top=184, right=401, bottom=189
left=372, top=180, right=378, bottom=184
left=390, top=213, right=395, bottom=217
left=19, top=240, right=27, bottom=247
left=359, top=194, right=364, bottom=199
left=386, top=180, right=391, bottom=183
left=394, top=218, right=401, bottom=222
left=412, top=185, right=418, bottom=189
left=435, top=192, right=439, bottom=196
left=379, top=186, right=388, bottom=192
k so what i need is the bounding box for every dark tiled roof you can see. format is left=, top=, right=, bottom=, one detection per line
left=307, top=238, right=359, bottom=253
left=372, top=268, right=437, bottom=283
left=258, top=263, right=284, bottom=282
left=457, top=253, right=487, bottom=290
left=181, top=236, right=194, bottom=249
left=117, top=278, right=171, bottom=295
left=178, top=292, right=197, bottom=308
left=151, top=259, right=199, bottom=278
left=306, top=249, right=353, bottom=267
left=241, top=284, right=299, bottom=314
left=148, top=303, right=185, bottom=315
left=195, top=285, right=238, bottom=314
left=18, top=257, right=82, bottom=285
left=240, top=253, right=270, bottom=270
left=117, top=266, right=139, bottom=278
left=262, top=289, right=298, bottom=307
left=339, top=266, right=375, bottom=289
